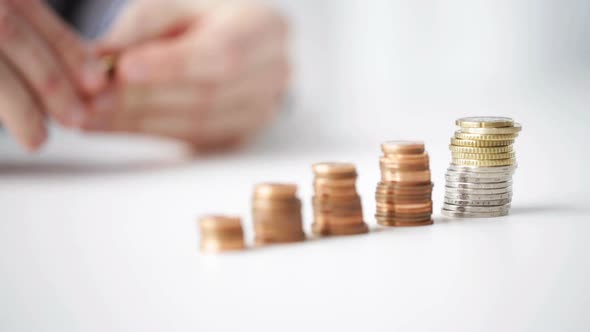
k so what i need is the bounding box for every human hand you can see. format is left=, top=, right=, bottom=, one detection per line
left=85, top=0, right=290, bottom=150
left=0, top=0, right=107, bottom=151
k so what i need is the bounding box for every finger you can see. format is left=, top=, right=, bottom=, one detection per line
left=0, top=57, right=47, bottom=151
left=103, top=57, right=287, bottom=122
left=6, top=0, right=107, bottom=94
left=115, top=3, right=288, bottom=85
left=0, top=6, right=87, bottom=127
left=101, top=0, right=205, bottom=49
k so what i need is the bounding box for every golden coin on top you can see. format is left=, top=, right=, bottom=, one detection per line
left=375, top=141, right=434, bottom=227
left=312, top=162, right=368, bottom=236
left=199, top=215, right=245, bottom=253
left=252, top=183, right=305, bottom=245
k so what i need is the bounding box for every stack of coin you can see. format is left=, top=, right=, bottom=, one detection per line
left=375, top=141, right=434, bottom=226
left=311, top=162, right=369, bottom=236
left=252, top=183, right=305, bottom=244
left=199, top=215, right=245, bottom=253
left=443, top=116, right=522, bottom=217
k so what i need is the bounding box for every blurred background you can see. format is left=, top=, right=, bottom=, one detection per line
left=1, top=1, right=589, bottom=331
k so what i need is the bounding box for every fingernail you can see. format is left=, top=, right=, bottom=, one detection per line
left=121, top=60, right=146, bottom=83
left=83, top=59, right=108, bottom=91
left=68, top=102, right=87, bottom=127
left=93, top=90, right=115, bottom=113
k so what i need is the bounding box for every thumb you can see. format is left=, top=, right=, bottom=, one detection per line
left=100, top=0, right=208, bottom=50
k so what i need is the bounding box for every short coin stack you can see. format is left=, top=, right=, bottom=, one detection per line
left=375, top=141, right=434, bottom=226
left=443, top=116, right=521, bottom=218
left=252, top=183, right=305, bottom=244
left=199, top=215, right=245, bottom=253
left=312, top=162, right=369, bottom=236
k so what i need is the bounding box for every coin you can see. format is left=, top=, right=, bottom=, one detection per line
left=452, top=158, right=516, bottom=167
left=451, top=138, right=515, bottom=147
left=460, top=123, right=522, bottom=134
left=451, top=152, right=516, bottom=160
left=446, top=169, right=514, bottom=178
left=441, top=209, right=509, bottom=218
left=199, top=215, right=245, bottom=253
left=443, top=186, right=512, bottom=195
left=442, top=203, right=511, bottom=213
left=445, top=175, right=512, bottom=183
left=381, top=140, right=425, bottom=155
left=447, top=164, right=517, bottom=173
left=444, top=198, right=512, bottom=206
left=448, top=145, right=514, bottom=154
left=254, top=183, right=298, bottom=199
left=445, top=180, right=512, bottom=189
left=312, top=222, right=369, bottom=236
left=381, top=170, right=432, bottom=183
left=377, top=219, right=433, bottom=227
left=454, top=131, right=518, bottom=141
left=312, top=162, right=357, bottom=178
left=456, top=116, right=514, bottom=128
left=445, top=192, right=512, bottom=200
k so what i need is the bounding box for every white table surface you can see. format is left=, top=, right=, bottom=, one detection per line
left=2, top=2, right=590, bottom=331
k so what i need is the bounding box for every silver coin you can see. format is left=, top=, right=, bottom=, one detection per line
left=445, top=175, right=512, bottom=184
left=446, top=169, right=514, bottom=178
left=441, top=209, right=510, bottom=218
left=445, top=180, right=512, bottom=189
left=442, top=203, right=511, bottom=213
left=445, top=192, right=513, bottom=200
left=444, top=198, right=512, bottom=206
left=447, top=164, right=517, bottom=173
left=444, top=186, right=512, bottom=195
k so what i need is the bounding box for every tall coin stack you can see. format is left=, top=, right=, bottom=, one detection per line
left=375, top=141, right=434, bottom=226
left=252, top=183, right=306, bottom=244
left=312, top=162, right=369, bottom=236
left=442, top=116, right=522, bottom=218
left=199, top=215, right=246, bottom=253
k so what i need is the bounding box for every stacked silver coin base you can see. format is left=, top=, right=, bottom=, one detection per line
left=442, top=165, right=516, bottom=218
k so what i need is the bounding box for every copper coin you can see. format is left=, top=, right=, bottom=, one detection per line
left=253, top=183, right=297, bottom=199
left=314, top=177, right=357, bottom=187
left=200, top=238, right=246, bottom=253
left=377, top=218, right=433, bottom=227
left=312, top=162, right=357, bottom=178
left=314, top=214, right=364, bottom=225
left=375, top=211, right=433, bottom=220
left=255, top=232, right=306, bottom=245
left=199, top=215, right=243, bottom=232
left=377, top=201, right=432, bottom=212
left=312, top=222, right=369, bottom=236
left=381, top=140, right=425, bottom=155
left=381, top=170, right=431, bottom=183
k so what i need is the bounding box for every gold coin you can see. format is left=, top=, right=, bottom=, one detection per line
left=456, top=116, right=514, bottom=128
left=449, top=145, right=513, bottom=154
left=451, top=152, right=515, bottom=160
left=454, top=131, right=518, bottom=141
left=452, top=158, right=516, bottom=167
left=451, top=138, right=514, bottom=147
left=460, top=123, right=522, bottom=134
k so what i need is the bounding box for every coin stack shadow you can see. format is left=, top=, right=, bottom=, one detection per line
left=375, top=141, right=434, bottom=226
left=442, top=116, right=521, bottom=218
left=252, top=183, right=306, bottom=244
left=199, top=215, right=246, bottom=253
left=311, top=162, right=369, bottom=236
